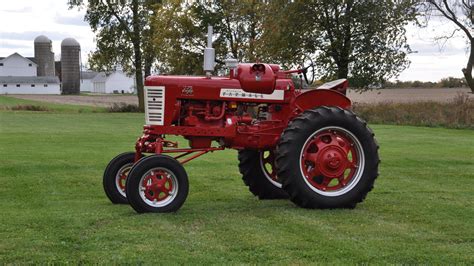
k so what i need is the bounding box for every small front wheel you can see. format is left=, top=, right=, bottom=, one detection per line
left=126, top=155, right=189, bottom=213
left=103, top=152, right=137, bottom=204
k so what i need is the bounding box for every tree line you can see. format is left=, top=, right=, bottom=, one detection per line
left=385, top=77, right=468, bottom=88
left=68, top=0, right=473, bottom=110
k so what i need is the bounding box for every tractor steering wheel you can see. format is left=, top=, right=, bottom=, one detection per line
left=301, top=56, right=315, bottom=86
left=302, top=64, right=315, bottom=86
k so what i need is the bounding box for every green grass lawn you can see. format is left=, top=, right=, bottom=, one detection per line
left=0, top=97, right=473, bottom=263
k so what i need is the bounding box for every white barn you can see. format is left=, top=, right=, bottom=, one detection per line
left=80, top=71, right=98, bottom=92
left=0, top=53, right=60, bottom=94
left=0, top=76, right=60, bottom=94
left=92, top=70, right=135, bottom=94
left=0, top=53, right=37, bottom=76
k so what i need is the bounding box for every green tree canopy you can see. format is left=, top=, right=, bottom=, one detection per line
left=152, top=1, right=307, bottom=75
left=68, top=0, right=160, bottom=110
left=72, top=0, right=418, bottom=91
left=301, top=0, right=418, bottom=87
left=152, top=0, right=418, bottom=89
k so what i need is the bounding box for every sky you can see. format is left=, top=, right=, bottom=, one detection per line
left=0, top=0, right=469, bottom=82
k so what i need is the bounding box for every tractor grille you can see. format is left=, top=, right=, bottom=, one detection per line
left=145, top=86, right=165, bottom=125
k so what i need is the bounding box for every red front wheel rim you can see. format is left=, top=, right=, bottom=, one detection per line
left=115, top=163, right=133, bottom=197
left=139, top=167, right=178, bottom=207
left=300, top=126, right=365, bottom=196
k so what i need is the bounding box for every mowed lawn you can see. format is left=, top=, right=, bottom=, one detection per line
left=0, top=97, right=473, bottom=263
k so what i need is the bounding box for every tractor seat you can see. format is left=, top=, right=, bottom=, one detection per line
left=317, top=79, right=348, bottom=90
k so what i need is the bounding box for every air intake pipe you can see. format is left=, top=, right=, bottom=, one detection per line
left=203, top=25, right=215, bottom=78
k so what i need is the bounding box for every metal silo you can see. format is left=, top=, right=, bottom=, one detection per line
left=34, top=35, right=55, bottom=76
left=61, top=38, right=81, bottom=94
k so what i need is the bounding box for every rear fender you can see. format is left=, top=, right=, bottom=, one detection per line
left=293, top=89, right=351, bottom=112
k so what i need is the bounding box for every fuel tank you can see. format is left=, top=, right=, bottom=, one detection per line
left=146, top=63, right=281, bottom=95
left=236, top=63, right=277, bottom=94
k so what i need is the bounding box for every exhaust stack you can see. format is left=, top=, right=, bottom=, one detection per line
left=203, top=25, right=215, bottom=78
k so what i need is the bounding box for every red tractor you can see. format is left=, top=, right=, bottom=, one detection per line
left=103, top=27, right=379, bottom=213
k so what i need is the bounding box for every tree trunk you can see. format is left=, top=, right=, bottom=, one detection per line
left=134, top=43, right=145, bottom=111
left=132, top=0, right=144, bottom=112
left=337, top=62, right=349, bottom=79
left=144, top=55, right=152, bottom=78
left=462, top=42, right=474, bottom=93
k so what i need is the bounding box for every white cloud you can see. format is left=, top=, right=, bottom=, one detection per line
left=397, top=19, right=469, bottom=81
left=55, top=13, right=89, bottom=27
left=0, top=0, right=94, bottom=65
left=2, top=6, right=33, bottom=13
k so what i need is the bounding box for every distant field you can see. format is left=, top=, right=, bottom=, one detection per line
left=0, top=98, right=473, bottom=263
left=5, top=87, right=472, bottom=107
left=347, top=87, right=471, bottom=103
left=7, top=94, right=138, bottom=107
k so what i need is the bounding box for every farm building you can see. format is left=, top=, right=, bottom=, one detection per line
left=0, top=52, right=60, bottom=94
left=0, top=35, right=81, bottom=95
left=91, top=69, right=135, bottom=94
left=0, top=53, right=38, bottom=77
left=0, top=76, right=60, bottom=94
left=1, top=35, right=136, bottom=95
left=79, top=71, right=98, bottom=92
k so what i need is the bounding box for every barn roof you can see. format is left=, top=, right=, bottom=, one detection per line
left=81, top=71, right=98, bottom=80
left=0, top=56, right=37, bottom=64
left=0, top=76, right=60, bottom=84
left=0, top=53, right=37, bottom=65
left=26, top=57, right=38, bottom=64
left=91, top=72, right=108, bottom=83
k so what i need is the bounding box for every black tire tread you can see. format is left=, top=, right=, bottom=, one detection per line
left=126, top=155, right=189, bottom=213
left=238, top=150, right=288, bottom=200
left=276, top=106, right=380, bottom=209
left=103, top=152, right=136, bottom=204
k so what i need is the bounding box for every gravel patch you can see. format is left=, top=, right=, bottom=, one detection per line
left=7, top=94, right=138, bottom=107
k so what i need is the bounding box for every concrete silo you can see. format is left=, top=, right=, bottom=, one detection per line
left=34, top=35, right=55, bottom=76
left=61, top=38, right=81, bottom=95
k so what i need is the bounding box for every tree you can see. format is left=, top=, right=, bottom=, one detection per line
left=423, top=0, right=474, bottom=93
left=152, top=1, right=417, bottom=89
left=301, top=0, right=418, bottom=88
left=152, top=1, right=306, bottom=75
left=68, top=0, right=159, bottom=111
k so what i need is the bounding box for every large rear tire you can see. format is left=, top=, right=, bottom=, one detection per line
left=126, top=155, right=189, bottom=213
left=276, top=106, right=379, bottom=209
left=238, top=150, right=288, bottom=199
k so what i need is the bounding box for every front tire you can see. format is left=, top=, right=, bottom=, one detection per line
left=126, top=155, right=189, bottom=213
left=276, top=106, right=379, bottom=209
left=103, top=152, right=137, bottom=204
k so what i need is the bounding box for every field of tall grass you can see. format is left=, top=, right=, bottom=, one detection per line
left=353, top=93, right=473, bottom=129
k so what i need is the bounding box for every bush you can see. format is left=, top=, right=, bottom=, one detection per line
left=440, top=77, right=466, bottom=88
left=353, top=93, right=474, bottom=129
left=384, top=77, right=467, bottom=88
left=8, top=105, right=50, bottom=112
left=106, top=102, right=141, bottom=113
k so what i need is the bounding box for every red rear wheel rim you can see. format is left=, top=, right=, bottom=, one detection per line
left=300, top=127, right=364, bottom=196
left=260, top=150, right=282, bottom=188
